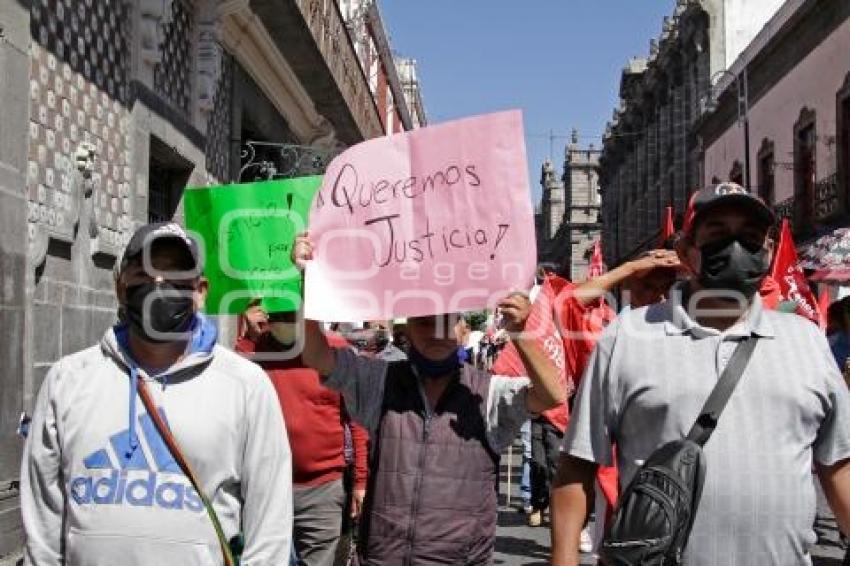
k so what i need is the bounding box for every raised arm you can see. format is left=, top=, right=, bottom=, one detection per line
left=571, top=250, right=679, bottom=307
left=498, top=293, right=565, bottom=412
left=292, top=231, right=387, bottom=432
left=292, top=231, right=337, bottom=375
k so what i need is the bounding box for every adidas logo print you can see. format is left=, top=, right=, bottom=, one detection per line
left=68, top=409, right=203, bottom=513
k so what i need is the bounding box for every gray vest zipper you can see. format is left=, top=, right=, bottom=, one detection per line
left=405, top=379, right=435, bottom=565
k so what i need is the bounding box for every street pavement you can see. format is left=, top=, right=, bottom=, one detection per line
left=494, top=439, right=848, bottom=566
left=494, top=441, right=595, bottom=566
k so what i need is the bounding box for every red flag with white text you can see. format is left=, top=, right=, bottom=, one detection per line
left=588, top=240, right=605, bottom=279
left=769, top=219, right=821, bottom=326
left=491, top=275, right=571, bottom=431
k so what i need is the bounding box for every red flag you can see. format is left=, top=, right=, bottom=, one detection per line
left=768, top=219, right=820, bottom=325
left=658, top=206, right=675, bottom=247
left=492, top=275, right=571, bottom=431
left=758, top=275, right=782, bottom=310
left=818, top=287, right=830, bottom=330
left=588, top=240, right=605, bottom=279
left=554, top=284, right=615, bottom=389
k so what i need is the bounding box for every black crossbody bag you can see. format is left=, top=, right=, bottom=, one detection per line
left=599, top=337, right=758, bottom=566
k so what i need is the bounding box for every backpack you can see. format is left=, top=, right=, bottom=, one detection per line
left=599, top=337, right=758, bottom=566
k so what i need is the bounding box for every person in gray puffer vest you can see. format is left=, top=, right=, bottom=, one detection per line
left=294, top=233, right=566, bottom=565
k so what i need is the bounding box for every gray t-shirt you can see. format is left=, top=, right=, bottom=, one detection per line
left=324, top=347, right=529, bottom=453
left=563, top=290, right=850, bottom=565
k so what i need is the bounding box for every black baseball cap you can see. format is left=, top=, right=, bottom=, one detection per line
left=118, top=222, right=200, bottom=275
left=683, top=182, right=776, bottom=235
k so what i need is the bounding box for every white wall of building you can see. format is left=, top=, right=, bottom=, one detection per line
left=704, top=16, right=850, bottom=202
left=723, top=0, right=786, bottom=68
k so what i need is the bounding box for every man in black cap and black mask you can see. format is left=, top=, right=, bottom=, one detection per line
left=552, top=183, right=850, bottom=565
left=20, top=222, right=293, bottom=565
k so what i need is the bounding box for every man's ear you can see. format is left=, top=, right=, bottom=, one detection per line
left=194, top=278, right=209, bottom=310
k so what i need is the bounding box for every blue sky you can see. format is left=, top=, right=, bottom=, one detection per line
left=381, top=1, right=673, bottom=203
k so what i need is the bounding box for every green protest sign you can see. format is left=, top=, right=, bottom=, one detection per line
left=184, top=176, right=322, bottom=315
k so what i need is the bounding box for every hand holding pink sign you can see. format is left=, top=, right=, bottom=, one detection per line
left=304, top=110, right=537, bottom=322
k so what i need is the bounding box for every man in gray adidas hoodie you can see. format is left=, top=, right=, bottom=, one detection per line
left=20, top=222, right=293, bottom=566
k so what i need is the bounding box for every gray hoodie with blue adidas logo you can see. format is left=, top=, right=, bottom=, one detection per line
left=20, top=315, right=293, bottom=565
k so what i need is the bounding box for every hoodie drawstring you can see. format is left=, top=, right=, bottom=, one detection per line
left=111, top=314, right=217, bottom=463
left=127, top=365, right=139, bottom=460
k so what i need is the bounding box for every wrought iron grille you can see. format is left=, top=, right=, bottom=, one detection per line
left=204, top=54, right=233, bottom=182
left=813, top=173, right=840, bottom=222
left=154, top=0, right=194, bottom=114
left=239, top=142, right=339, bottom=182
left=31, top=0, right=131, bottom=103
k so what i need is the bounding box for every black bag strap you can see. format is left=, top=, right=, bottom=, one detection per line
left=686, top=336, right=758, bottom=446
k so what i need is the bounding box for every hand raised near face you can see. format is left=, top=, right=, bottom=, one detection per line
left=292, top=231, right=315, bottom=272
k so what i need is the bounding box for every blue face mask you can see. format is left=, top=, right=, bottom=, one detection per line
left=408, top=346, right=462, bottom=379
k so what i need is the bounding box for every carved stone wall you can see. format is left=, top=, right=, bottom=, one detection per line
left=28, top=0, right=134, bottom=267
left=0, top=0, right=32, bottom=557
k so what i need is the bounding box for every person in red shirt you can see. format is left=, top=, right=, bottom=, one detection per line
left=235, top=310, right=368, bottom=566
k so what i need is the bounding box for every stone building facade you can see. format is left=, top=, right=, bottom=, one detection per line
left=538, top=159, right=565, bottom=247
left=700, top=0, right=850, bottom=243
left=339, top=0, right=420, bottom=133
left=0, top=0, right=420, bottom=558
left=598, top=0, right=786, bottom=267
left=536, top=133, right=602, bottom=280
left=396, top=57, right=427, bottom=129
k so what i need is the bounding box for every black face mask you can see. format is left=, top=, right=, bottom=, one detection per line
left=124, top=281, right=196, bottom=343
left=698, top=235, right=770, bottom=298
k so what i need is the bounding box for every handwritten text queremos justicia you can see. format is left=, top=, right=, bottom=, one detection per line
left=316, top=162, right=482, bottom=215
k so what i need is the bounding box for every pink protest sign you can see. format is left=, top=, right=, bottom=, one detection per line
left=304, top=110, right=537, bottom=322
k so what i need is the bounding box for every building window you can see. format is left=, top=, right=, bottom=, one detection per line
left=757, top=139, right=775, bottom=204
left=793, top=107, right=817, bottom=232
left=153, top=0, right=195, bottom=115
left=148, top=137, right=193, bottom=223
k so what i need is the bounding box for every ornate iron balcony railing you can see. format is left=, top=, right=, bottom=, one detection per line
left=239, top=141, right=339, bottom=182
left=813, top=173, right=840, bottom=222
